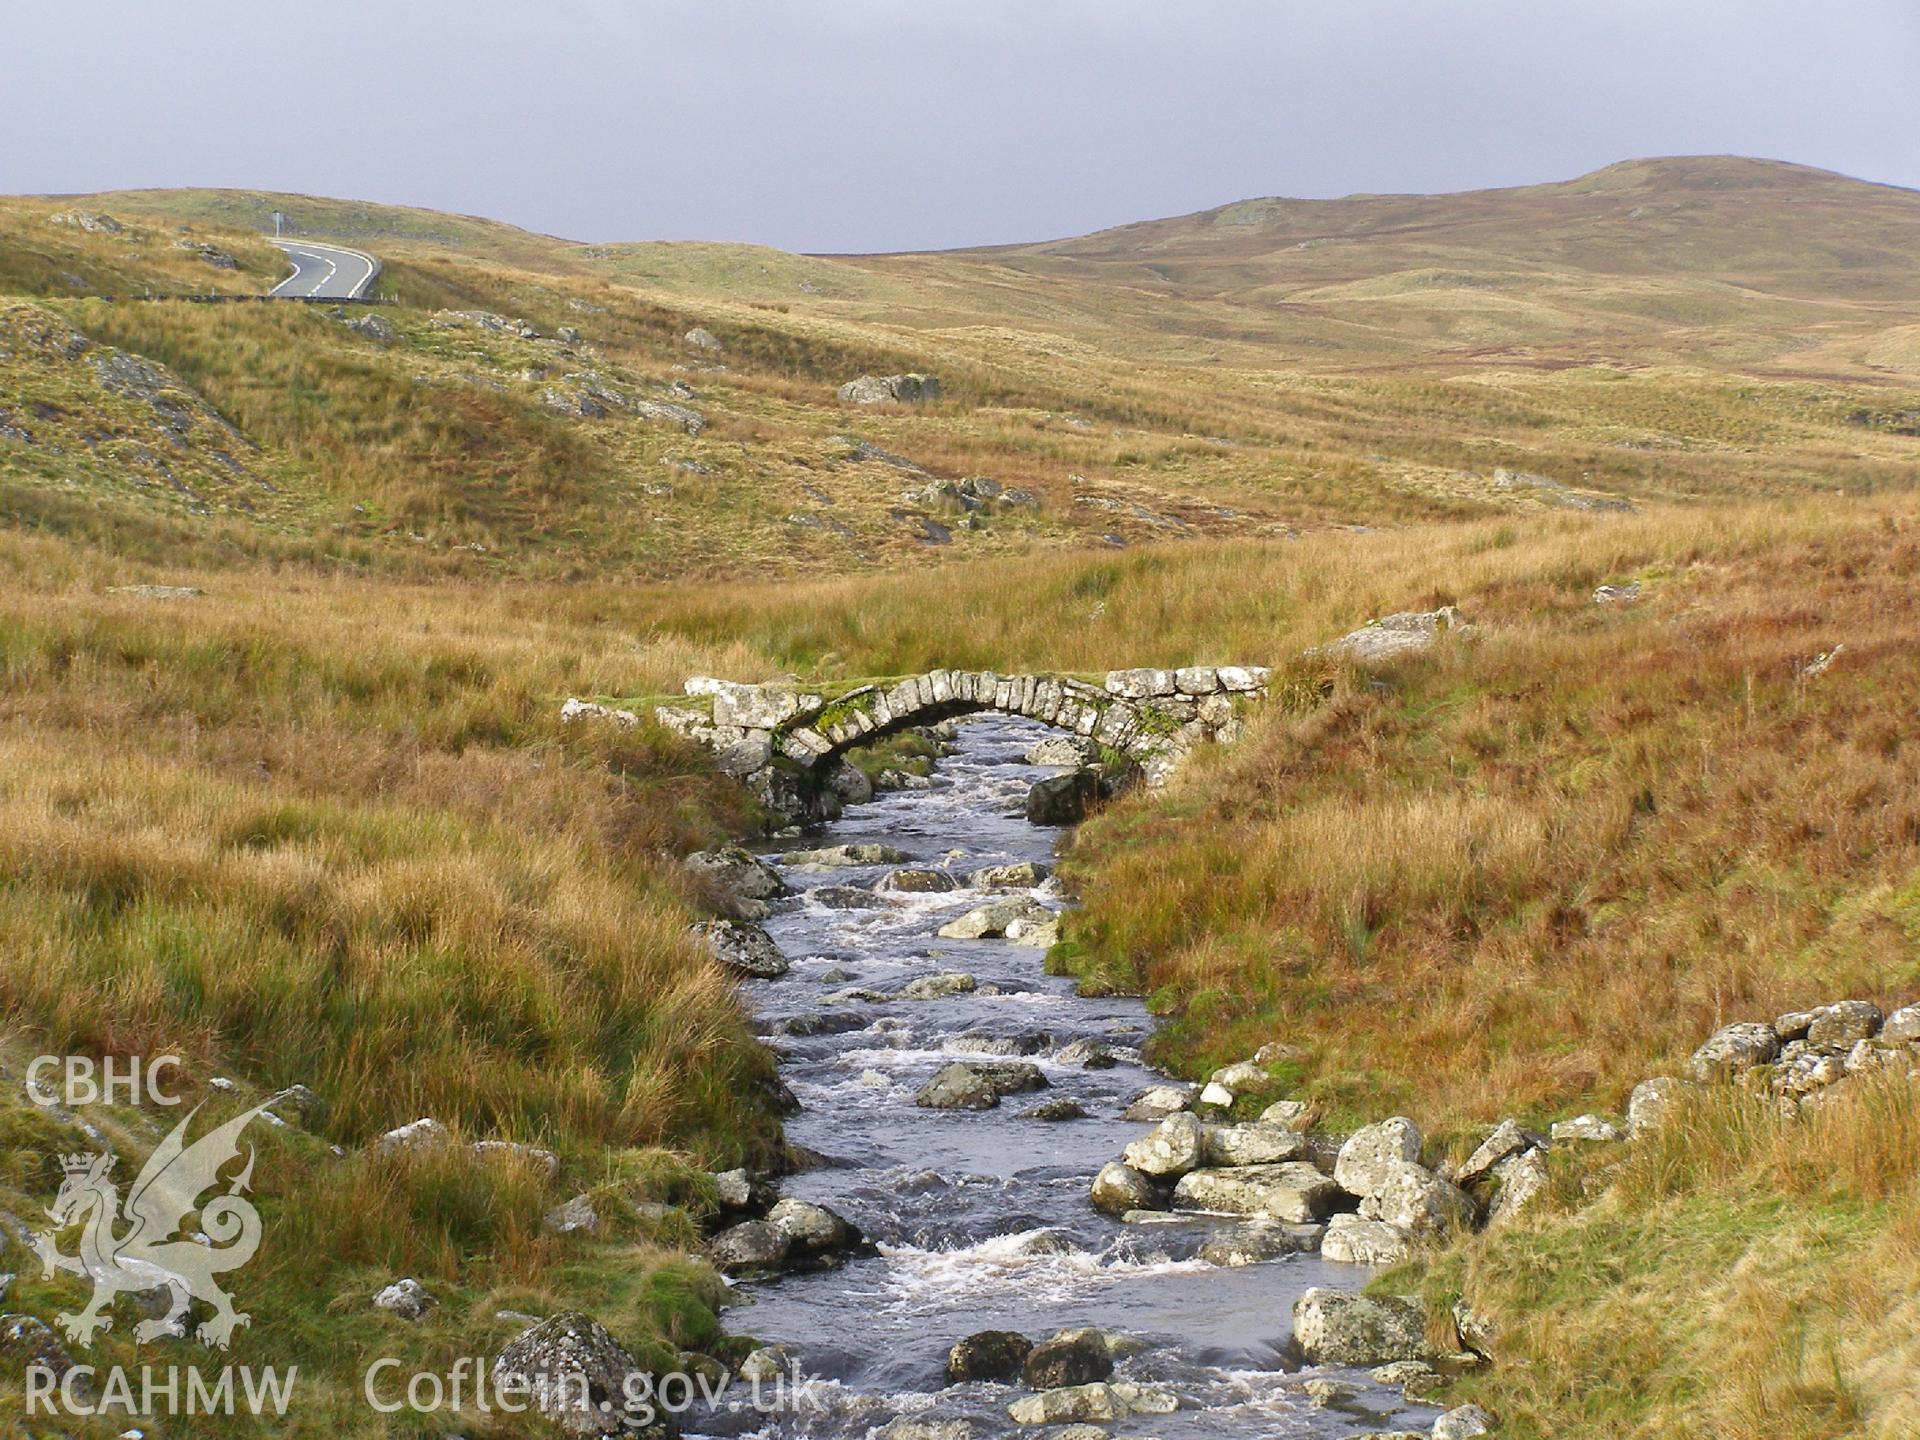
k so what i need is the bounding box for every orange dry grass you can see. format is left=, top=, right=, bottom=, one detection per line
left=1060, top=508, right=1920, bottom=1130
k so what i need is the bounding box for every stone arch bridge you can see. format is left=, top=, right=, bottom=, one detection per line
left=565, top=665, right=1274, bottom=827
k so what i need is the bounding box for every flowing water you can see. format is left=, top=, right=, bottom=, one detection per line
left=704, top=715, right=1436, bottom=1439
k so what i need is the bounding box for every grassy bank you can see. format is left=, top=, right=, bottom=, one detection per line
left=1054, top=501, right=1920, bottom=1128
left=0, top=531, right=788, bottom=1435
left=1418, top=1074, right=1920, bottom=1438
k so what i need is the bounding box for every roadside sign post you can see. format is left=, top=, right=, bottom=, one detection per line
left=272, top=210, right=285, bottom=237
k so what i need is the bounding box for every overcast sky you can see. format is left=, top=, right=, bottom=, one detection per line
left=7, top=0, right=1918, bottom=253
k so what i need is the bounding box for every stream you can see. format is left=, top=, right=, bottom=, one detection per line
left=704, top=714, right=1436, bottom=1439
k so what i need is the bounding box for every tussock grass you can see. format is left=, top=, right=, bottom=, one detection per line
left=1052, top=501, right=1920, bottom=1126
left=1429, top=1077, right=1920, bottom=1438
left=0, top=534, right=786, bottom=1434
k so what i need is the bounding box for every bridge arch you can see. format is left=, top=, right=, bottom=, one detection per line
left=604, top=665, right=1271, bottom=827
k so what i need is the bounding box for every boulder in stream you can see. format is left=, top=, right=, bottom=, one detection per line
left=1006, top=1381, right=1173, bottom=1425
left=939, top=895, right=1054, bottom=939
left=1122, top=1084, right=1195, bottom=1121
left=1198, top=1222, right=1324, bottom=1266
left=947, top=1329, right=1032, bottom=1383
left=967, top=861, right=1052, bottom=888
left=709, top=1219, right=790, bottom=1274
left=1023, top=1330, right=1114, bottom=1388
left=1090, top=1162, right=1166, bottom=1216
left=916, top=1060, right=1047, bottom=1110
left=768, top=1198, right=870, bottom=1267
left=1172, top=1162, right=1344, bottom=1222
left=780, top=843, right=911, bottom=870
left=812, top=884, right=893, bottom=910
left=1291, top=1289, right=1431, bottom=1366
left=1021, top=1096, right=1088, bottom=1121
left=1121, top=1112, right=1207, bottom=1177
left=1202, top=1122, right=1306, bottom=1167
left=879, top=867, right=958, bottom=893
left=1026, top=769, right=1100, bottom=825
left=701, top=919, right=790, bottom=978
left=1054, top=1038, right=1117, bottom=1069
left=898, top=972, right=979, bottom=1000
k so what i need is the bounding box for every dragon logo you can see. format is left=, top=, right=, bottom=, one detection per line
left=31, top=1101, right=269, bottom=1349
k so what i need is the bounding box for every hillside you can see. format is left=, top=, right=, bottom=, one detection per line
left=815, top=157, right=1920, bottom=376
left=1, top=158, right=1915, bottom=584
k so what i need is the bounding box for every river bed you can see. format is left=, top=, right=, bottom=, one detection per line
left=703, top=714, right=1435, bottom=1440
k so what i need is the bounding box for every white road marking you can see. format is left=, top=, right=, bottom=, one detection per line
left=269, top=240, right=379, bottom=299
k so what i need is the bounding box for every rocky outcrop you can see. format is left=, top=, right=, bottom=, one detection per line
left=1359, top=1160, right=1474, bottom=1239
left=1485, top=1147, right=1550, bottom=1227
left=373, top=1278, right=435, bottom=1320
left=1433, top=1403, right=1496, bottom=1438
left=1677, top=998, right=1920, bottom=1114
left=908, top=475, right=1037, bottom=514
left=1625, top=1076, right=1691, bottom=1138
left=1197, top=1058, right=1284, bottom=1108
left=1451, top=1119, right=1547, bottom=1188
left=1550, top=1114, right=1623, bottom=1143
left=1201, top=1121, right=1305, bottom=1166
left=839, top=373, right=941, bottom=405
left=1314, top=607, right=1472, bottom=667
left=1333, top=1117, right=1424, bottom=1196
left=1687, top=1021, right=1779, bottom=1079
left=1123, top=1084, right=1196, bottom=1121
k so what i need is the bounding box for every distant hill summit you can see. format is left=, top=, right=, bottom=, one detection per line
left=802, top=154, right=1920, bottom=371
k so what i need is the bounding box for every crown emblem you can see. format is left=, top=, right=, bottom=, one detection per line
left=59, top=1152, right=100, bottom=1175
